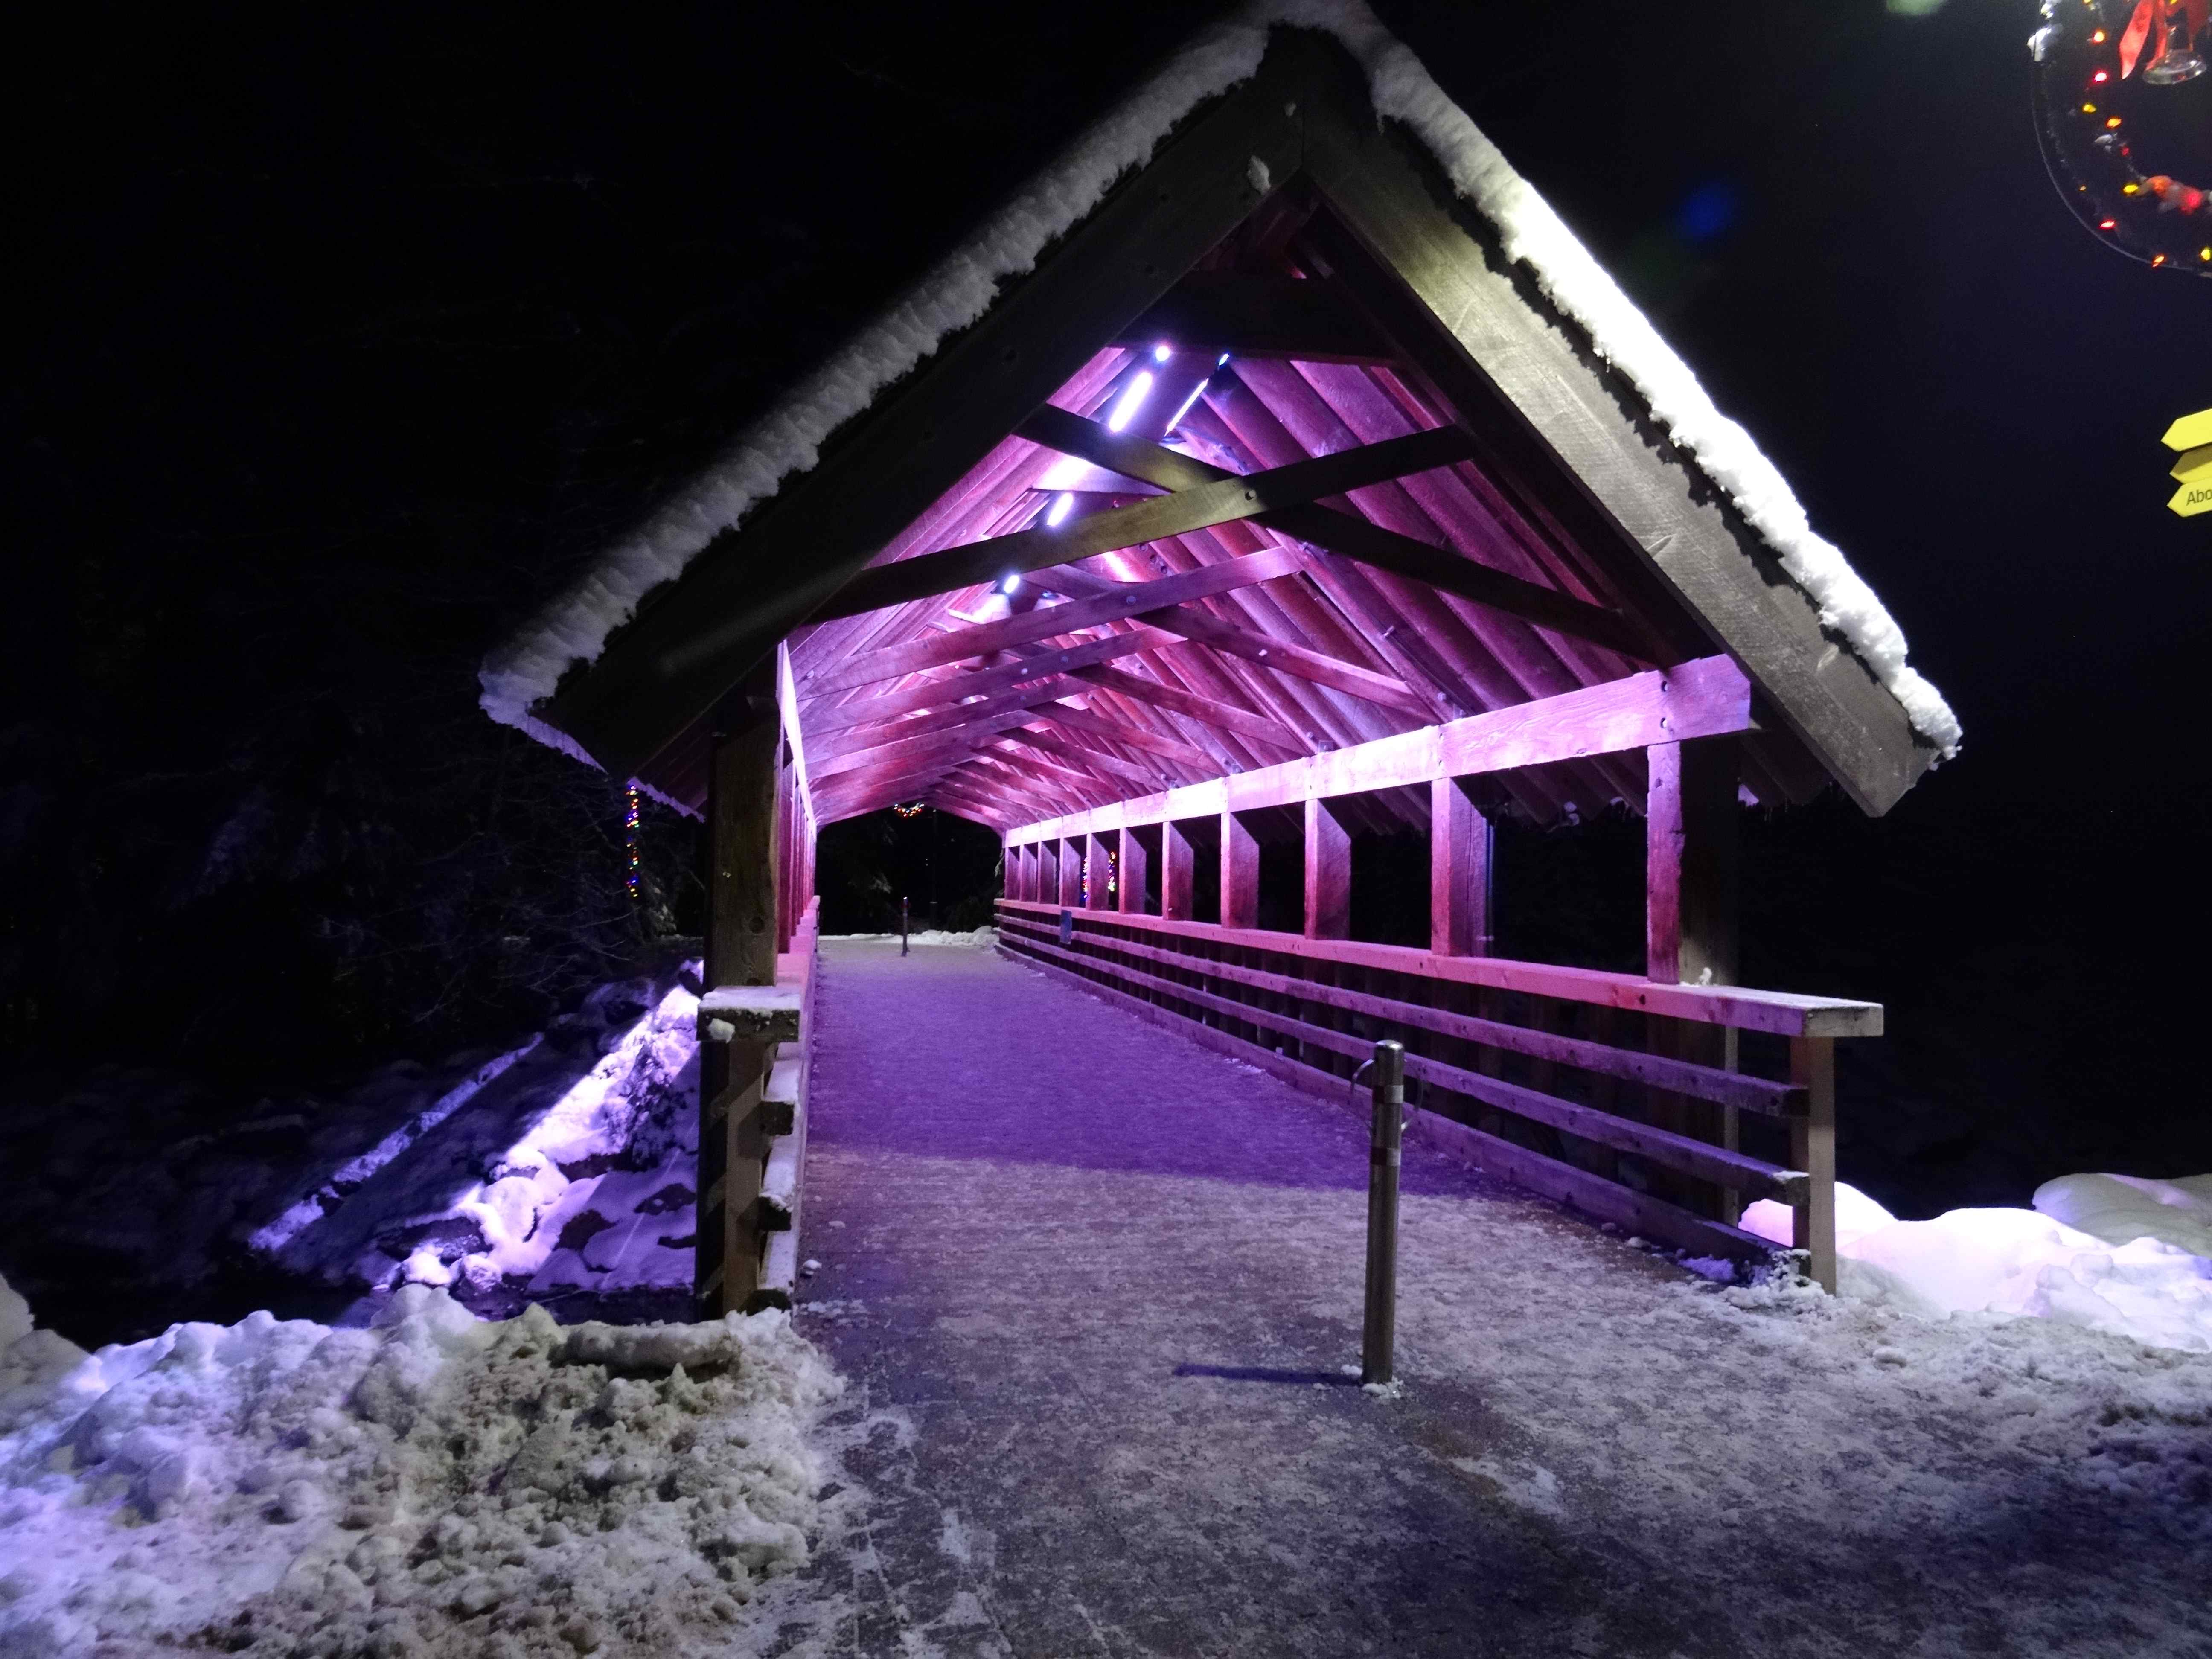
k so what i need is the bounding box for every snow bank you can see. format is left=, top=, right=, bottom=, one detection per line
left=480, top=0, right=1956, bottom=765
left=0, top=1275, right=840, bottom=1656
left=1743, top=1178, right=2212, bottom=1352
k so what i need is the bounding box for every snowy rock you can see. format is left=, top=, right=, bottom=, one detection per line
left=2033, top=1171, right=2212, bottom=1260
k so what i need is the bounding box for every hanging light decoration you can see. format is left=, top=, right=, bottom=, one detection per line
left=623, top=786, right=642, bottom=902
left=2032, top=0, right=2212, bottom=274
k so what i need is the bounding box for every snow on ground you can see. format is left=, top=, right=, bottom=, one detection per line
left=820, top=928, right=997, bottom=949
left=480, top=0, right=1956, bottom=765
left=251, top=967, right=706, bottom=1314
left=0, top=1274, right=842, bottom=1657
left=1743, top=1177, right=2212, bottom=1353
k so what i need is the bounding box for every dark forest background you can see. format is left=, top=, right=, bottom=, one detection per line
left=8, top=2, right=2209, bottom=1224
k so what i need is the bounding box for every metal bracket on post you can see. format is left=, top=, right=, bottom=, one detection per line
left=1362, top=1039, right=1405, bottom=1387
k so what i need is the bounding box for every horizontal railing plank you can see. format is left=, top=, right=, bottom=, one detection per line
left=998, top=927, right=1802, bottom=1204
left=998, top=915, right=1802, bottom=1117
left=1001, top=932, right=1775, bottom=1262
left=995, top=900, right=1881, bottom=1038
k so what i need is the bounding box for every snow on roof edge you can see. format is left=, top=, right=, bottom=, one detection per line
left=480, top=0, right=1959, bottom=766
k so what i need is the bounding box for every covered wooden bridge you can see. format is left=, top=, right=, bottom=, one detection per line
left=479, top=13, right=1957, bottom=1315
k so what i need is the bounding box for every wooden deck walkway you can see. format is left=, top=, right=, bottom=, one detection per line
left=778, top=940, right=2210, bottom=1659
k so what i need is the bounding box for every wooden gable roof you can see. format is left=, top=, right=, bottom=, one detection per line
left=481, top=18, right=1955, bottom=835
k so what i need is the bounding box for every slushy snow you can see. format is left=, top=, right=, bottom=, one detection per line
left=480, top=0, right=1957, bottom=767
left=1743, top=1176, right=2212, bottom=1353
left=0, top=1275, right=840, bottom=1656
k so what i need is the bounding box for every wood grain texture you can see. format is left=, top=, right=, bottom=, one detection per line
left=1005, top=655, right=1752, bottom=844
left=1429, top=776, right=1490, bottom=957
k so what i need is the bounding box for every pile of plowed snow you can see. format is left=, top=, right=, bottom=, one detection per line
left=1743, top=1173, right=2212, bottom=1352
left=0, top=1276, right=840, bottom=1656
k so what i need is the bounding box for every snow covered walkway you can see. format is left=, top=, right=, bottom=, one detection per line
left=789, top=940, right=2211, bottom=1658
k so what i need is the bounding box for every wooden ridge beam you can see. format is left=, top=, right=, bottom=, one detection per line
left=812, top=424, right=1476, bottom=621
left=1007, top=654, right=1755, bottom=846
left=803, top=548, right=1303, bottom=697
left=1016, top=404, right=1653, bottom=661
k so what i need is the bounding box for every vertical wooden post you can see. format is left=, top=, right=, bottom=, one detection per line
left=1304, top=796, right=1351, bottom=940
left=700, top=663, right=781, bottom=1317
left=1220, top=809, right=1259, bottom=929
left=1085, top=832, right=1113, bottom=910
left=1790, top=1036, right=1837, bottom=1294
left=1057, top=838, right=1081, bottom=908
left=1118, top=826, right=1148, bottom=915
left=1161, top=820, right=1196, bottom=921
left=1002, top=838, right=1015, bottom=901
left=773, top=753, right=795, bottom=953
left=1429, top=776, right=1492, bottom=957
left=1647, top=738, right=1743, bottom=1214
left=1647, top=739, right=1739, bottom=987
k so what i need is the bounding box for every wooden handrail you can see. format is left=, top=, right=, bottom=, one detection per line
left=995, top=899, right=1880, bottom=1039
left=999, top=917, right=1804, bottom=1205
left=995, top=910, right=1801, bottom=1116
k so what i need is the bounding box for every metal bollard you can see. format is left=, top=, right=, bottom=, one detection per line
left=1362, top=1039, right=1405, bottom=1386
left=900, top=896, right=909, bottom=957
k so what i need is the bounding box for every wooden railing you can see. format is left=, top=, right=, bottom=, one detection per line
left=697, top=896, right=820, bottom=1312
left=995, top=898, right=1873, bottom=1290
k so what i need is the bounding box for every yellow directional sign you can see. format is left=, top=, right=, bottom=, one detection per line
left=2171, top=475, right=2212, bottom=518
left=2163, top=408, right=2212, bottom=452
left=2175, top=444, right=2212, bottom=483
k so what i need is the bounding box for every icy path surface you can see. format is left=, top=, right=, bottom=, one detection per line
left=791, top=942, right=2211, bottom=1659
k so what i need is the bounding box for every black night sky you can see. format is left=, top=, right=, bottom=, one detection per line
left=10, top=0, right=2209, bottom=1225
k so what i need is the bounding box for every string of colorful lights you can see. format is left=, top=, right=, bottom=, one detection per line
left=624, top=785, right=642, bottom=902
left=2033, top=0, right=2211, bottom=273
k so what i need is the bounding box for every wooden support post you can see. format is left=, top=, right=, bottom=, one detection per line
left=1646, top=739, right=1739, bottom=987
left=1305, top=797, right=1351, bottom=940
left=1086, top=832, right=1114, bottom=910
left=1647, top=737, right=1742, bottom=1215
left=1790, top=1036, right=1837, bottom=1294
left=699, top=664, right=781, bottom=1317
left=1221, top=809, right=1259, bottom=929
left=1429, top=776, right=1492, bottom=957
left=1161, top=819, right=1196, bottom=921
left=1057, top=838, right=1081, bottom=908
left=1119, top=825, right=1149, bottom=915
left=774, top=753, right=795, bottom=953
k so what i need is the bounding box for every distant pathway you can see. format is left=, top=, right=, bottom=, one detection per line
left=781, top=941, right=2211, bottom=1659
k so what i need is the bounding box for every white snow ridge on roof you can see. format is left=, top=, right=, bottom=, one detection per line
left=480, top=0, right=1959, bottom=763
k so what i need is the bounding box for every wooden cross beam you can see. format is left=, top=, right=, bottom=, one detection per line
left=997, top=727, right=1170, bottom=790
left=1015, top=404, right=1654, bottom=661
left=1026, top=701, right=1220, bottom=772
left=807, top=424, right=1476, bottom=622
left=800, top=627, right=1178, bottom=738
left=807, top=676, right=1087, bottom=768
left=1006, top=655, right=1756, bottom=846
left=1037, top=562, right=1428, bottom=715
left=800, top=547, right=1303, bottom=697
left=1071, top=663, right=1312, bottom=754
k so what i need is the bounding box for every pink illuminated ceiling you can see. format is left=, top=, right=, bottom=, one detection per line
left=630, top=196, right=1829, bottom=838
